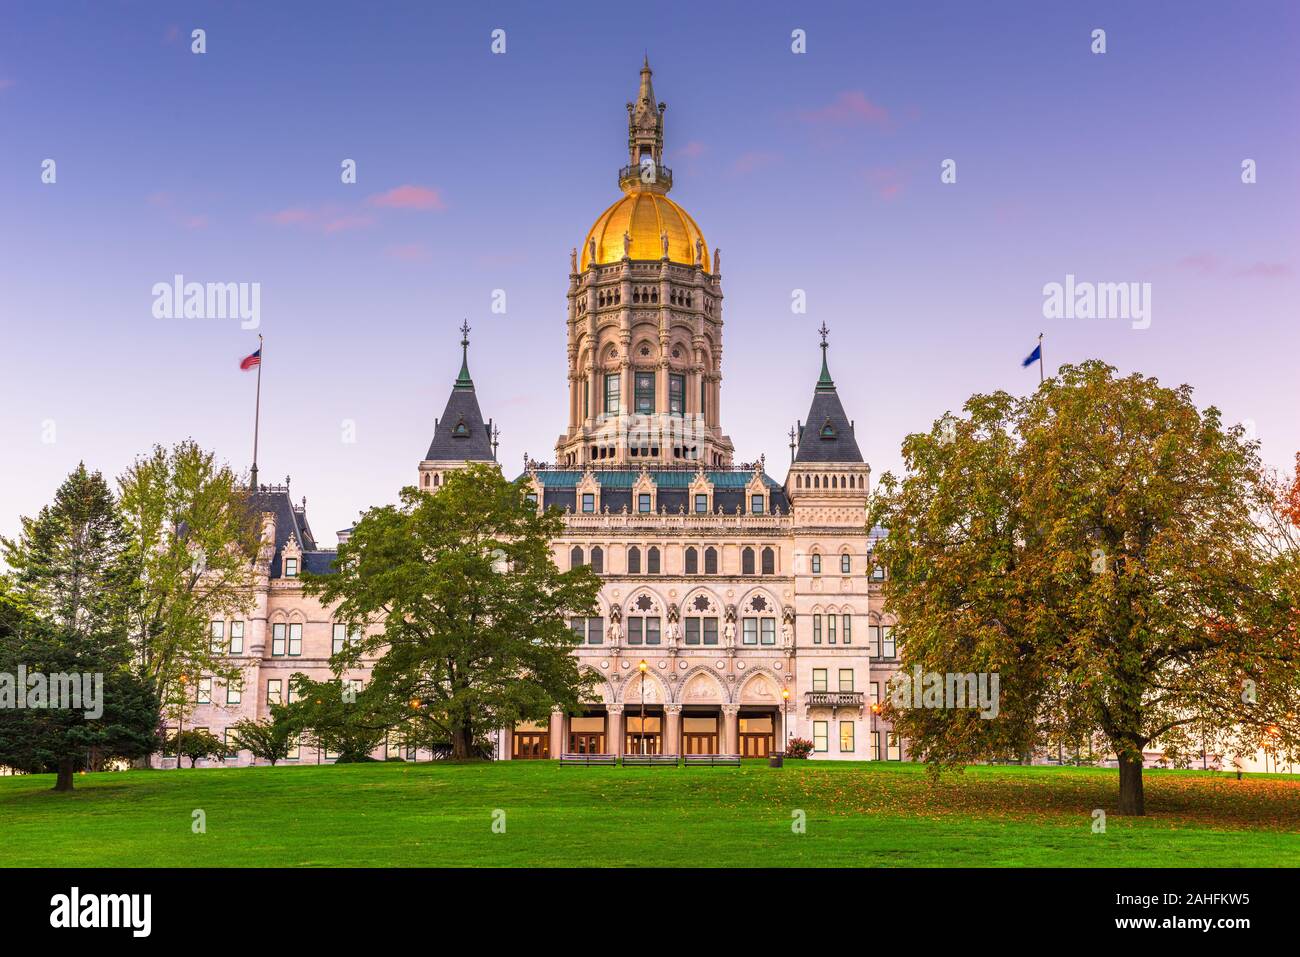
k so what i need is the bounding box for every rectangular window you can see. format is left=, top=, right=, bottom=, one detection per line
left=197, top=677, right=212, bottom=704
left=272, top=623, right=286, bottom=657
left=839, top=721, right=855, bottom=752
left=226, top=677, right=242, bottom=705
left=525, top=491, right=538, bottom=506
left=881, top=626, right=896, bottom=659
left=760, top=617, right=775, bottom=645
left=813, top=720, right=829, bottom=753
left=570, top=617, right=585, bottom=642
left=867, top=625, right=881, bottom=658
left=669, top=373, right=685, bottom=415
left=628, top=617, right=643, bottom=645
left=286, top=681, right=297, bottom=705
left=604, top=373, right=621, bottom=414
left=285, top=734, right=300, bottom=761
left=838, top=668, right=854, bottom=692
left=842, top=614, right=851, bottom=644
left=267, top=679, right=282, bottom=705
left=581, top=492, right=595, bottom=513
left=634, top=372, right=655, bottom=414
left=703, top=617, right=718, bottom=645
left=694, top=493, right=707, bottom=513
left=812, top=668, right=827, bottom=692
left=813, top=614, right=822, bottom=644
left=742, top=617, right=757, bottom=645
left=587, top=617, right=603, bottom=645
left=645, top=617, right=660, bottom=645
left=870, top=682, right=880, bottom=706
left=811, top=554, right=821, bottom=574
left=284, top=557, right=298, bottom=577
left=828, top=615, right=836, bottom=645
left=841, top=553, right=851, bottom=574
left=871, top=563, right=886, bottom=581
left=872, top=731, right=881, bottom=760
left=224, top=729, right=238, bottom=759
left=685, top=617, right=700, bottom=645
left=288, top=622, right=302, bottom=656
left=209, top=620, right=225, bottom=653
left=638, top=493, right=652, bottom=513
left=887, top=733, right=902, bottom=761
left=750, top=494, right=764, bottom=514
left=332, top=623, right=361, bottom=655
left=229, top=620, right=244, bottom=654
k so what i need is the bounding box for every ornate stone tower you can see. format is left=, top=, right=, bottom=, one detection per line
left=555, top=58, right=734, bottom=469
left=417, top=322, right=498, bottom=491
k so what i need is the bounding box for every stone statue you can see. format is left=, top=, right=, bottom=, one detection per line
left=666, top=620, right=681, bottom=648
left=623, top=231, right=631, bottom=258
left=661, top=231, right=669, bottom=258
left=607, top=619, right=623, bottom=645
left=723, top=619, right=736, bottom=649
left=570, top=247, right=578, bottom=273
left=781, top=621, right=794, bottom=650
left=589, top=237, right=597, bottom=264
left=713, top=247, right=721, bottom=274
left=694, top=237, right=703, bottom=266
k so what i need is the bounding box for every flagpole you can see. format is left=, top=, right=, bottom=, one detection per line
left=1037, top=332, right=1044, bottom=385
left=251, top=334, right=263, bottom=489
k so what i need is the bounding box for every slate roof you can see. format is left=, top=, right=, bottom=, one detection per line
left=423, top=336, right=495, bottom=462
left=520, top=469, right=790, bottom=515
left=793, top=343, right=863, bottom=464
left=247, top=486, right=337, bottom=578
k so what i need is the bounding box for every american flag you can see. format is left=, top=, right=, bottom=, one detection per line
left=239, top=347, right=261, bottom=371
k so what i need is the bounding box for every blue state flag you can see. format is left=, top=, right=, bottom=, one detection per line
left=1022, top=343, right=1041, bottom=368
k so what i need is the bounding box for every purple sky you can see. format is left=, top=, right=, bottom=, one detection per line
left=1, top=1, right=1297, bottom=547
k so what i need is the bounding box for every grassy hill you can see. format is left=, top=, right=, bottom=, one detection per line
left=2, top=760, right=1298, bottom=867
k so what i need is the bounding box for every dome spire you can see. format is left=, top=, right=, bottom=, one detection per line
left=817, top=322, right=835, bottom=391
left=455, top=320, right=473, bottom=390
left=624, top=56, right=669, bottom=193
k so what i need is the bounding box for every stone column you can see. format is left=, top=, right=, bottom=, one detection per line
left=500, top=726, right=514, bottom=761
left=607, top=705, right=624, bottom=758
left=773, top=706, right=784, bottom=755
left=665, top=704, right=682, bottom=756
left=722, top=705, right=740, bottom=756
left=549, top=709, right=565, bottom=758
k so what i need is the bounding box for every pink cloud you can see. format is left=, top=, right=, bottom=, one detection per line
left=266, top=207, right=312, bottom=225
left=731, top=151, right=781, bottom=175
left=321, top=213, right=375, bottom=234
left=1177, top=253, right=1221, bottom=276
left=367, top=184, right=445, bottom=211
left=385, top=243, right=432, bottom=262
left=1237, top=261, right=1293, bottom=279
left=864, top=166, right=907, bottom=201
left=675, top=141, right=707, bottom=160
left=800, top=91, right=891, bottom=129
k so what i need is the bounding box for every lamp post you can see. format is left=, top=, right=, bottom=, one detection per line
left=638, top=660, right=648, bottom=755
left=781, top=688, right=790, bottom=754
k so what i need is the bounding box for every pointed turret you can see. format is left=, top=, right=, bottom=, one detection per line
left=622, top=56, right=669, bottom=192
left=419, top=323, right=496, bottom=486
left=793, top=324, right=863, bottom=464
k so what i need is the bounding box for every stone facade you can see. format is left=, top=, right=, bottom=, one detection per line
left=166, top=60, right=905, bottom=767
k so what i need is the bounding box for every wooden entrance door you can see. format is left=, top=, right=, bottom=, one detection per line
left=513, top=732, right=549, bottom=759
left=739, top=733, right=771, bottom=758
left=568, top=732, right=605, bottom=754
left=682, top=733, right=718, bottom=755
left=625, top=732, right=662, bottom=755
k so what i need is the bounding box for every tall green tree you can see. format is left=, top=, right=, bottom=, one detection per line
left=869, top=361, right=1300, bottom=814
left=304, top=463, right=600, bottom=758
left=117, top=441, right=261, bottom=734
left=0, top=467, right=158, bottom=790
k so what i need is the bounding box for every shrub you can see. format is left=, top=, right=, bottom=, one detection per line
left=784, top=737, right=814, bottom=759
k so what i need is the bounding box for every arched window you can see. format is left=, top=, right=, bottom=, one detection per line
left=423, top=474, right=429, bottom=487
left=628, top=546, right=642, bottom=574
left=811, top=553, right=822, bottom=574
left=840, top=552, right=851, bottom=574
left=685, top=547, right=698, bottom=575
left=761, top=547, right=775, bottom=575
left=647, top=546, right=661, bottom=574
left=741, top=547, right=755, bottom=576
left=591, top=546, right=604, bottom=574
left=704, top=547, right=718, bottom=575
left=570, top=546, right=584, bottom=569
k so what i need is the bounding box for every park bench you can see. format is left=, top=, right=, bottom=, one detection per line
left=683, top=754, right=741, bottom=768
left=622, top=754, right=679, bottom=767
left=559, top=753, right=616, bottom=766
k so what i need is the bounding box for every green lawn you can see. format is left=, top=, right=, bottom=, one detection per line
left=2, top=759, right=1298, bottom=867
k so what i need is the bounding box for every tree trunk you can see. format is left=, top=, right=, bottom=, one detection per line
left=1118, top=752, right=1145, bottom=815
left=53, top=759, right=76, bottom=792
left=452, top=725, right=472, bottom=759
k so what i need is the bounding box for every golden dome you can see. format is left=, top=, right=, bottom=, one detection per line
left=580, top=190, right=709, bottom=271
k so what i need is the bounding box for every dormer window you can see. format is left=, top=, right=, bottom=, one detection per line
left=284, top=557, right=298, bottom=577
left=694, top=494, right=707, bottom=513
left=638, top=493, right=652, bottom=513
left=750, top=494, right=765, bottom=515
left=453, top=415, right=469, bottom=437
left=820, top=418, right=836, bottom=439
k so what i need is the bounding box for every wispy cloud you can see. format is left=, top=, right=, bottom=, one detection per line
left=260, top=204, right=375, bottom=234
left=1177, top=253, right=1222, bottom=276
left=864, top=166, right=907, bottom=201
left=384, top=242, right=432, bottom=262
left=367, top=184, right=445, bottom=211
left=1176, top=253, right=1292, bottom=280
left=730, top=151, right=781, bottom=176
left=1237, top=261, right=1293, bottom=279
left=799, top=91, right=892, bottom=129
left=147, top=191, right=209, bottom=229
left=674, top=141, right=708, bottom=161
